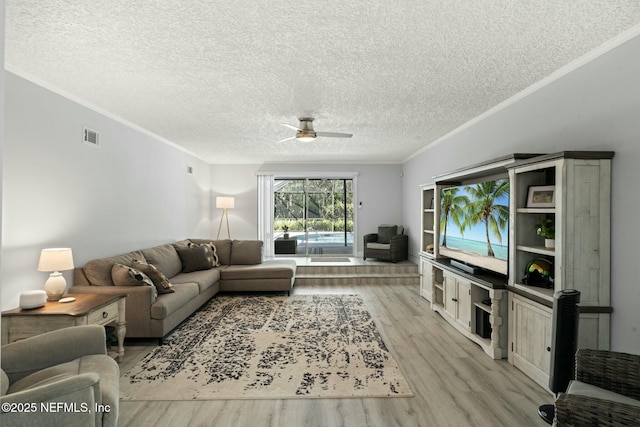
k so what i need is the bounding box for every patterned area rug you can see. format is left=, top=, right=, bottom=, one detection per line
left=121, top=294, right=413, bottom=400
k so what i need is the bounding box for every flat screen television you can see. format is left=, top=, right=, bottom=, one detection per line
left=439, top=177, right=509, bottom=276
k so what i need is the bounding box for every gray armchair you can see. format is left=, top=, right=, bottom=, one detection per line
left=555, top=349, right=640, bottom=426
left=363, top=224, right=408, bottom=263
left=1, top=325, right=119, bottom=427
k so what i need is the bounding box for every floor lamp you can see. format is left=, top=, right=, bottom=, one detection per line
left=216, top=196, right=235, bottom=239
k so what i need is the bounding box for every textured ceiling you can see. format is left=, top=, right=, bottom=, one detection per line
left=5, top=1, right=640, bottom=164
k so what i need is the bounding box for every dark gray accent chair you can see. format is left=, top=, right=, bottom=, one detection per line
left=363, top=225, right=408, bottom=263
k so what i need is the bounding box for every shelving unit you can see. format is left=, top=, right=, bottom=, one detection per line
left=419, top=183, right=436, bottom=302
left=507, top=151, right=613, bottom=390
left=432, top=268, right=444, bottom=299
left=473, top=301, right=491, bottom=314
left=419, top=183, right=436, bottom=257
left=426, top=258, right=508, bottom=359
left=419, top=157, right=528, bottom=360
left=417, top=152, right=612, bottom=375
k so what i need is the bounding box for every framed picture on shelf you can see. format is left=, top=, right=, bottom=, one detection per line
left=526, top=185, right=556, bottom=208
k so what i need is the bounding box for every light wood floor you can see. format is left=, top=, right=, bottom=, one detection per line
left=118, top=282, right=552, bottom=427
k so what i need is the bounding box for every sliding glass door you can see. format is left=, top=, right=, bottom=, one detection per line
left=273, top=178, right=354, bottom=256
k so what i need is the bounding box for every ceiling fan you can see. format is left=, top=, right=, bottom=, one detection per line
left=279, top=117, right=353, bottom=142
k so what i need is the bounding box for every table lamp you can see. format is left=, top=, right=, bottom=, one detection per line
left=216, top=196, right=235, bottom=239
left=37, top=248, right=74, bottom=301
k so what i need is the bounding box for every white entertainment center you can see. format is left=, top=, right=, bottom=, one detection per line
left=419, top=151, right=613, bottom=390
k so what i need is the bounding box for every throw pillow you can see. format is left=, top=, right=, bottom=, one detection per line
left=111, top=263, right=158, bottom=300
left=209, top=244, right=220, bottom=267
left=132, top=259, right=174, bottom=294
left=188, top=242, right=220, bottom=267
left=378, top=225, right=398, bottom=244
left=111, top=263, right=151, bottom=286
left=176, top=245, right=213, bottom=273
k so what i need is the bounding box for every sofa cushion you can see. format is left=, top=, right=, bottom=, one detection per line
left=176, top=246, right=212, bottom=273
left=141, top=245, right=182, bottom=278
left=566, top=380, right=640, bottom=408
left=190, top=239, right=232, bottom=265
left=150, top=283, right=200, bottom=320
left=367, top=242, right=391, bottom=250
left=230, top=240, right=263, bottom=265
left=8, top=354, right=116, bottom=392
left=377, top=225, right=397, bottom=244
left=222, top=262, right=294, bottom=280
left=9, top=369, right=77, bottom=394
left=83, top=251, right=147, bottom=286
left=171, top=269, right=221, bottom=293
left=7, top=355, right=119, bottom=426
left=132, top=260, right=174, bottom=294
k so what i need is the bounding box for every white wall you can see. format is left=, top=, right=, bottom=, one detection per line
left=1, top=72, right=212, bottom=310
left=402, top=33, right=640, bottom=354
left=0, top=1, right=5, bottom=310
left=211, top=164, right=262, bottom=240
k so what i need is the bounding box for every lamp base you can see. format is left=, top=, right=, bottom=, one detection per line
left=216, top=209, right=232, bottom=239
left=45, top=272, right=67, bottom=301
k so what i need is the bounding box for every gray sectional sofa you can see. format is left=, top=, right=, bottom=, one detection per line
left=70, top=239, right=296, bottom=339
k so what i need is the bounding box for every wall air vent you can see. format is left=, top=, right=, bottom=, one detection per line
left=83, top=127, right=99, bottom=146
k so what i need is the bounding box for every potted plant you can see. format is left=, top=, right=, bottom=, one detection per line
left=282, top=225, right=289, bottom=239
left=535, top=218, right=555, bottom=248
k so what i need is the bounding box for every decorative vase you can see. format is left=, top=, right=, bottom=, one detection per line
left=545, top=238, right=555, bottom=249
left=284, top=233, right=290, bottom=239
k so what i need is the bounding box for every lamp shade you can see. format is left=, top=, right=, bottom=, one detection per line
left=37, top=248, right=74, bottom=272
left=216, top=196, right=235, bottom=209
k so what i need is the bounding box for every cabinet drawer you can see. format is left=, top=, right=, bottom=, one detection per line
left=87, top=302, right=119, bottom=325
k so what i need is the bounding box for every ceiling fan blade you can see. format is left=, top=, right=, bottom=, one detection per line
left=277, top=136, right=296, bottom=143
left=281, top=123, right=301, bottom=131
left=315, top=131, right=353, bottom=138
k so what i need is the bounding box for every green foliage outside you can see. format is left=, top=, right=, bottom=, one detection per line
left=274, top=219, right=354, bottom=233
left=274, top=179, right=354, bottom=233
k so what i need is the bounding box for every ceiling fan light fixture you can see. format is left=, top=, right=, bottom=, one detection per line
left=281, top=117, right=350, bottom=142
left=295, top=131, right=316, bottom=142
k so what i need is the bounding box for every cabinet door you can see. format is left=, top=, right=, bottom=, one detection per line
left=456, top=280, right=471, bottom=331
left=443, top=273, right=457, bottom=318
left=510, top=294, right=553, bottom=390
left=419, top=257, right=432, bottom=302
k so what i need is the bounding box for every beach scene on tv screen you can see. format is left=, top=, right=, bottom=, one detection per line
left=440, top=179, right=509, bottom=275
